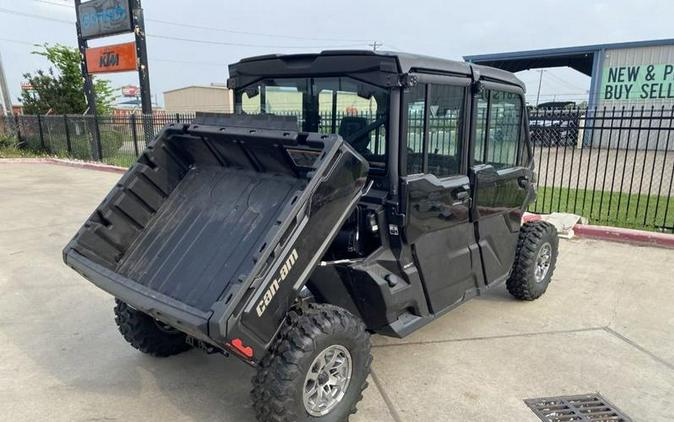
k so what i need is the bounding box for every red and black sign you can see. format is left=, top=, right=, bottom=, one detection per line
left=85, top=42, right=137, bottom=74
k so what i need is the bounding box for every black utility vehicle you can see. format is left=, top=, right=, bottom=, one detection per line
left=64, top=51, right=558, bottom=422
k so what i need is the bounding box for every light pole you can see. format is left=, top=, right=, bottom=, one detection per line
left=535, top=69, right=545, bottom=107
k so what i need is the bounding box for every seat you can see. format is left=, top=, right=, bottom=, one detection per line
left=338, top=116, right=371, bottom=155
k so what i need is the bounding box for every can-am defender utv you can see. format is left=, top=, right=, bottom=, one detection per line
left=64, top=51, right=558, bottom=421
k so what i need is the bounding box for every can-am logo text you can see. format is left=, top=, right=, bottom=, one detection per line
left=256, top=249, right=299, bottom=317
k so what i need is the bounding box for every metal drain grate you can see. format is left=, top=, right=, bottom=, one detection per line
left=524, top=393, right=632, bottom=422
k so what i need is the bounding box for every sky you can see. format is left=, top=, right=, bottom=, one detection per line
left=0, top=0, right=673, bottom=108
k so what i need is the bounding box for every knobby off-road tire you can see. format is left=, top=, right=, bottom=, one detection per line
left=113, top=300, right=192, bottom=357
left=252, top=303, right=372, bottom=422
left=506, top=221, right=559, bottom=301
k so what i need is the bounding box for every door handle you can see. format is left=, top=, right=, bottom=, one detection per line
left=455, top=190, right=469, bottom=201
left=454, top=185, right=471, bottom=201
left=517, top=176, right=530, bottom=189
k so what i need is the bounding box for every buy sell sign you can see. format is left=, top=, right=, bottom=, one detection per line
left=85, top=42, right=137, bottom=74
left=601, top=63, right=674, bottom=101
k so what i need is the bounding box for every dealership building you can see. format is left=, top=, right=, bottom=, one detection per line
left=465, top=38, right=674, bottom=109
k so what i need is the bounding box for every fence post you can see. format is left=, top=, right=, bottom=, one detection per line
left=63, top=114, right=72, bottom=154
left=130, top=113, right=139, bottom=157
left=175, top=113, right=180, bottom=123
left=86, top=114, right=103, bottom=161
left=37, top=114, right=46, bottom=151
left=13, top=113, right=22, bottom=145
left=142, top=113, right=153, bottom=145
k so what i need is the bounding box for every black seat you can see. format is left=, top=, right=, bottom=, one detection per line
left=338, top=116, right=371, bottom=155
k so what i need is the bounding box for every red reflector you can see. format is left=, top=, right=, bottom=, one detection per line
left=230, top=338, right=254, bottom=359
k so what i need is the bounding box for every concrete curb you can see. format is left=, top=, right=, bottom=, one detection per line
left=523, top=212, right=674, bottom=249
left=0, top=157, right=126, bottom=174
left=572, top=224, right=674, bottom=249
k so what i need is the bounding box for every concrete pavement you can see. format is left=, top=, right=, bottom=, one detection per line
left=1, top=162, right=672, bottom=421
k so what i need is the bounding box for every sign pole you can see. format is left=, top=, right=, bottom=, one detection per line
left=131, top=0, right=152, bottom=115
left=74, top=0, right=103, bottom=160
left=74, top=0, right=98, bottom=116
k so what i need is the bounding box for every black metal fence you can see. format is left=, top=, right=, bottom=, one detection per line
left=2, top=106, right=674, bottom=232
left=1, top=113, right=197, bottom=167
left=529, top=105, right=674, bottom=233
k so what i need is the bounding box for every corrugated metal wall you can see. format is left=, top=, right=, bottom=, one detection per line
left=164, top=87, right=234, bottom=114
left=592, top=45, right=674, bottom=150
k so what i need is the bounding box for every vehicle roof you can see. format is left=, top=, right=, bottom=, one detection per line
left=229, top=50, right=525, bottom=91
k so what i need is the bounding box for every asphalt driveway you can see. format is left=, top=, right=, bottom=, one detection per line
left=1, top=162, right=672, bottom=421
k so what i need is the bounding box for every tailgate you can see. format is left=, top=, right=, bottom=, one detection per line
left=63, top=114, right=368, bottom=346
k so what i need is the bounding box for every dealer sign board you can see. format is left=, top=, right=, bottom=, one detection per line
left=602, top=64, right=674, bottom=101
left=85, top=42, right=137, bottom=74
left=78, top=0, right=133, bottom=40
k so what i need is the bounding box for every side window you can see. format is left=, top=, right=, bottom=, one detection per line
left=473, top=90, right=489, bottom=164
left=473, top=89, right=523, bottom=169
left=405, top=85, right=426, bottom=175
left=487, top=90, right=522, bottom=169
left=427, top=84, right=464, bottom=177
left=405, top=83, right=465, bottom=177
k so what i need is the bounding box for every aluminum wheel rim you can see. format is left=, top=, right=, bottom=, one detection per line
left=535, top=242, right=552, bottom=283
left=303, top=344, right=353, bottom=417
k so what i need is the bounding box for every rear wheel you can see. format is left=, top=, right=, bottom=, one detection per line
left=506, top=221, right=558, bottom=300
left=252, top=303, right=372, bottom=422
left=113, top=300, right=192, bottom=357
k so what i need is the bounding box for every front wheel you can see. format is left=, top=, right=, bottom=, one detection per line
left=252, top=303, right=372, bottom=422
left=507, top=221, right=559, bottom=300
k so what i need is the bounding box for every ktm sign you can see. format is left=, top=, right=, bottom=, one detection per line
left=85, top=42, right=137, bottom=74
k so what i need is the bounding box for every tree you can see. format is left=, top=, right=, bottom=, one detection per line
left=19, top=44, right=115, bottom=115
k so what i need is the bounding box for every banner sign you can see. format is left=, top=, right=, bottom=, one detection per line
left=85, top=42, right=137, bottom=74
left=121, top=85, right=140, bottom=97
left=602, top=63, right=674, bottom=101
left=78, top=0, right=133, bottom=39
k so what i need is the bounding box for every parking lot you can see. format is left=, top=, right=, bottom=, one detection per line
left=1, top=162, right=673, bottom=421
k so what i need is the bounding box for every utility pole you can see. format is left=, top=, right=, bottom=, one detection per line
left=535, top=69, right=545, bottom=107
left=131, top=0, right=152, bottom=115
left=369, top=41, right=382, bottom=52
left=0, top=51, right=13, bottom=114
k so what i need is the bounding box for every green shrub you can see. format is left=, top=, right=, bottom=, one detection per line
left=100, top=130, right=124, bottom=158
left=0, top=133, right=18, bottom=147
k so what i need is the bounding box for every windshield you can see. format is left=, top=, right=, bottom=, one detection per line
left=234, top=77, right=389, bottom=168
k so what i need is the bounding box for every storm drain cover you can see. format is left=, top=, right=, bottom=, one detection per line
left=524, top=393, right=632, bottom=421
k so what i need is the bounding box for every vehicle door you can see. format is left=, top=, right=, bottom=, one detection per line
left=401, top=75, right=484, bottom=313
left=470, top=83, right=534, bottom=285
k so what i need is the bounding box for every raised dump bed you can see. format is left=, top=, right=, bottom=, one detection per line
left=63, top=114, right=368, bottom=348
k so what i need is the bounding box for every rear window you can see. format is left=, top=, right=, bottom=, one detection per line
left=235, top=77, right=390, bottom=170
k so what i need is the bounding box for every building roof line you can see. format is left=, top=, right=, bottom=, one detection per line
left=464, top=38, right=674, bottom=62
left=163, top=85, right=230, bottom=94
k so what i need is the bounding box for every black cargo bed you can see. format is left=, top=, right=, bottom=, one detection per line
left=116, top=166, right=303, bottom=312
left=63, top=115, right=369, bottom=346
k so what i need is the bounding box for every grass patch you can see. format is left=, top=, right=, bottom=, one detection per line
left=531, top=185, right=674, bottom=232
left=0, top=143, right=135, bottom=168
